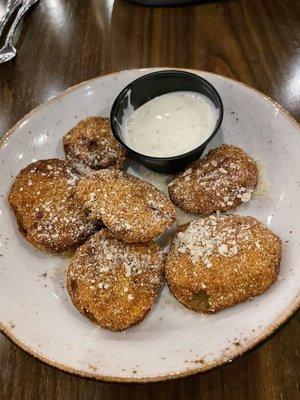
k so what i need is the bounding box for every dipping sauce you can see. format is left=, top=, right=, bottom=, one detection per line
left=122, top=91, right=218, bottom=157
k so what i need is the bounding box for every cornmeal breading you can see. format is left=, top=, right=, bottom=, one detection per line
left=8, top=159, right=97, bottom=253
left=75, top=169, right=177, bottom=243
left=64, top=117, right=126, bottom=174
left=67, top=229, right=165, bottom=331
left=168, top=145, right=258, bottom=215
left=165, top=215, right=281, bottom=313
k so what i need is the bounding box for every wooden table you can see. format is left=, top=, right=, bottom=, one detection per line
left=0, top=0, right=299, bottom=398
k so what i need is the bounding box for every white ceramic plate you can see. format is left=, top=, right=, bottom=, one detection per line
left=0, top=69, right=299, bottom=382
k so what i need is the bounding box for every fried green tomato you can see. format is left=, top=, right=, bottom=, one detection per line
left=168, top=144, right=258, bottom=215
left=75, top=169, right=177, bottom=243
left=63, top=117, right=127, bottom=174
left=8, top=159, right=97, bottom=253
left=165, top=215, right=281, bottom=313
left=67, top=229, right=165, bottom=331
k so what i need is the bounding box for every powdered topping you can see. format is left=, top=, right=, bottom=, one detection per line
left=174, top=215, right=255, bottom=268
left=240, top=190, right=252, bottom=202
left=69, top=230, right=164, bottom=285
left=66, top=168, right=79, bottom=186
left=71, top=161, right=93, bottom=176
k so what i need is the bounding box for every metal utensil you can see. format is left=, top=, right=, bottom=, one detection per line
left=0, top=0, right=23, bottom=38
left=0, top=0, right=39, bottom=64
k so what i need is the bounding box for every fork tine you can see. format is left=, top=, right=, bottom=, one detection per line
left=0, top=0, right=39, bottom=64
left=0, top=0, right=22, bottom=39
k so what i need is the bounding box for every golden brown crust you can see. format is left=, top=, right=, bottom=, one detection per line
left=75, top=169, right=177, bottom=243
left=67, top=229, right=165, bottom=331
left=8, top=159, right=97, bottom=253
left=63, top=117, right=127, bottom=174
left=165, top=215, right=281, bottom=313
left=168, top=144, right=258, bottom=215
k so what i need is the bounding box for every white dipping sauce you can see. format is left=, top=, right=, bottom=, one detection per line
left=121, top=91, right=218, bottom=157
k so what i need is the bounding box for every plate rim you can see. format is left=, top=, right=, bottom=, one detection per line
left=0, top=67, right=299, bottom=383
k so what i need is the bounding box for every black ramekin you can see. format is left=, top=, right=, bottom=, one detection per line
left=110, top=70, right=223, bottom=174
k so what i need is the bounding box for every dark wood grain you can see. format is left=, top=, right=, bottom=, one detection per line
left=0, top=0, right=299, bottom=399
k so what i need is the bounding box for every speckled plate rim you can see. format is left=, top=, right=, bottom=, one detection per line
left=0, top=68, right=299, bottom=383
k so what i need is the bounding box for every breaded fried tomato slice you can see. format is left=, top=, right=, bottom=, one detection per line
left=165, top=215, right=281, bottom=313
left=75, top=169, right=177, bottom=243
left=168, top=144, right=258, bottom=215
left=8, top=159, right=97, bottom=253
left=67, top=229, right=165, bottom=331
left=63, top=117, right=126, bottom=174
